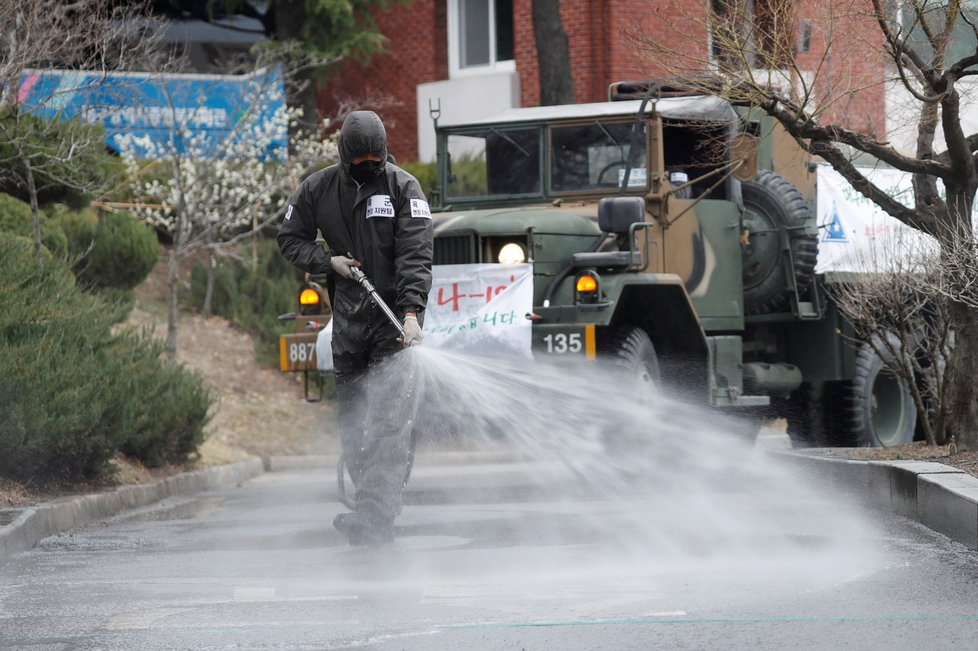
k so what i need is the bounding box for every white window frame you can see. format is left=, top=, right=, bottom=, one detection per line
left=447, top=0, right=516, bottom=78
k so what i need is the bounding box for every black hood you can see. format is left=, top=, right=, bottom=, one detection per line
left=339, top=111, right=388, bottom=180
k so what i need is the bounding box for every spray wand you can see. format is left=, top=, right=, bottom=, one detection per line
left=348, top=261, right=406, bottom=340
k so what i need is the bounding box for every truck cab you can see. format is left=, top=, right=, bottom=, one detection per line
left=429, top=94, right=823, bottom=417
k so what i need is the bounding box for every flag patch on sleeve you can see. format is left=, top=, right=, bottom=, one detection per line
left=410, top=199, right=432, bottom=219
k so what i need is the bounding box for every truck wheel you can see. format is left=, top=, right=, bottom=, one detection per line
left=609, top=326, right=661, bottom=395
left=842, top=339, right=917, bottom=447
left=741, top=170, right=818, bottom=315
left=593, top=327, right=661, bottom=473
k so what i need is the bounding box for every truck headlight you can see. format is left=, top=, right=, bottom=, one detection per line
left=498, top=242, right=527, bottom=264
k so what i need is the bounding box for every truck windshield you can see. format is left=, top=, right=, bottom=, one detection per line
left=551, top=121, right=646, bottom=192
left=446, top=127, right=541, bottom=200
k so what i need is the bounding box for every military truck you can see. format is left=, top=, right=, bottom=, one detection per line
left=425, top=86, right=917, bottom=448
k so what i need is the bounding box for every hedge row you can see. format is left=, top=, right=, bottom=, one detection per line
left=0, top=233, right=210, bottom=485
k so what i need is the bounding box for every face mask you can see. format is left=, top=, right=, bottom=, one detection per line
left=350, top=159, right=382, bottom=185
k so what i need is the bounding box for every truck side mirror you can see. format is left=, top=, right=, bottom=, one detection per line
left=598, top=196, right=646, bottom=234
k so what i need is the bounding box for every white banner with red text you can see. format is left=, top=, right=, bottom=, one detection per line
left=423, top=263, right=534, bottom=357
left=317, top=263, right=533, bottom=370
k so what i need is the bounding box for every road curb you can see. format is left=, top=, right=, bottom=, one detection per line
left=0, top=457, right=264, bottom=566
left=775, top=449, right=978, bottom=549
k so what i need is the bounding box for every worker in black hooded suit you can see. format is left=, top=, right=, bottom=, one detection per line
left=278, top=110, right=433, bottom=545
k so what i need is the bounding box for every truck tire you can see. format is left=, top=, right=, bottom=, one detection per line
left=840, top=338, right=916, bottom=447
left=609, top=326, right=661, bottom=395
left=595, top=326, right=661, bottom=473
left=741, top=170, right=818, bottom=315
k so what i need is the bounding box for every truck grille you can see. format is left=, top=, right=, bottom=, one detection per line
left=433, top=233, right=477, bottom=265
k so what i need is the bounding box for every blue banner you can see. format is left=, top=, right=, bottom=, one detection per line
left=17, top=66, right=287, bottom=160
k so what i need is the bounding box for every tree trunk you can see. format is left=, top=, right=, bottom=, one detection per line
left=532, top=0, right=575, bottom=106
left=25, top=163, right=43, bottom=263
left=275, top=0, right=320, bottom=139
left=165, top=248, right=180, bottom=362
left=252, top=207, right=259, bottom=274
left=0, top=9, right=23, bottom=109
left=202, top=244, right=216, bottom=317
left=948, top=299, right=978, bottom=451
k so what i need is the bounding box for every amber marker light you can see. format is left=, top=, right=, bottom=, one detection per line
left=299, top=288, right=321, bottom=305
left=576, top=275, right=598, bottom=293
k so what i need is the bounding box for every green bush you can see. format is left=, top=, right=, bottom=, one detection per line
left=111, top=331, right=211, bottom=468
left=77, top=211, right=159, bottom=290
left=50, top=204, right=98, bottom=261
left=0, top=192, right=68, bottom=258
left=189, top=238, right=303, bottom=364
left=0, top=232, right=210, bottom=485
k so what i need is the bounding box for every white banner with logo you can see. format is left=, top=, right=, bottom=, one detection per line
left=424, top=263, right=534, bottom=357
left=316, top=263, right=533, bottom=370
left=815, top=165, right=939, bottom=273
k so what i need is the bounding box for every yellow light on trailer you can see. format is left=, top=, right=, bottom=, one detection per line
left=576, top=275, right=598, bottom=293
left=299, top=288, right=321, bottom=306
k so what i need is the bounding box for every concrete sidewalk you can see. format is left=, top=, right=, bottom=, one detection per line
left=4, top=444, right=978, bottom=566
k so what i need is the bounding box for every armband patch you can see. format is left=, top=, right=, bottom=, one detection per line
left=410, top=199, right=432, bottom=219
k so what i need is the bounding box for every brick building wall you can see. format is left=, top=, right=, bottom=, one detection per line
left=317, top=0, right=887, bottom=161
left=317, top=1, right=446, bottom=162
left=805, top=2, right=886, bottom=138
left=512, top=0, right=708, bottom=107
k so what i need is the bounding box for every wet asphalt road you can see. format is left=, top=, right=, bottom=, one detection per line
left=3, top=450, right=978, bottom=650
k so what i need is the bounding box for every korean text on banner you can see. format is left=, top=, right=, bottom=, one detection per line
left=424, top=264, right=533, bottom=357
left=815, top=165, right=939, bottom=273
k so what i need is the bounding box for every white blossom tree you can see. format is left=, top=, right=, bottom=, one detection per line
left=118, top=73, right=338, bottom=359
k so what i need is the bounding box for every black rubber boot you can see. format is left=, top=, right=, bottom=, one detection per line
left=333, top=511, right=395, bottom=546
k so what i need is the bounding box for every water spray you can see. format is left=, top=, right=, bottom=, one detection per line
left=337, top=261, right=422, bottom=510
